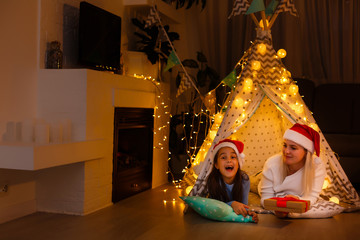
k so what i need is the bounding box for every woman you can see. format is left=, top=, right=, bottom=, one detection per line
left=259, top=123, right=326, bottom=218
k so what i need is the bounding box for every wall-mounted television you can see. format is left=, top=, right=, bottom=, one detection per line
left=78, top=1, right=121, bottom=73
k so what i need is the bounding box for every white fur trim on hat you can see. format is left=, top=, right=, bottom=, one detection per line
left=314, top=156, right=322, bottom=165
left=212, top=142, right=245, bottom=169
left=283, top=129, right=314, bottom=153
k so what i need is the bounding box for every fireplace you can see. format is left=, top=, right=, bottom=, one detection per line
left=112, top=107, right=154, bottom=203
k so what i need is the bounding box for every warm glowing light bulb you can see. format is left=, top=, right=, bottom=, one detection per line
left=185, top=186, right=193, bottom=195
left=277, top=49, right=287, bottom=58
left=295, top=106, right=304, bottom=114
left=309, top=123, right=319, bottom=132
left=280, top=77, right=289, bottom=84
left=214, top=113, right=223, bottom=125
left=322, top=179, right=330, bottom=189
left=289, top=84, right=299, bottom=95
left=259, top=19, right=269, bottom=29
left=284, top=70, right=291, bottom=78
left=209, top=130, right=216, bottom=140
left=234, top=97, right=244, bottom=108
left=243, top=78, right=253, bottom=91
left=251, top=61, right=261, bottom=71
left=257, top=43, right=267, bottom=55
left=329, top=196, right=340, bottom=204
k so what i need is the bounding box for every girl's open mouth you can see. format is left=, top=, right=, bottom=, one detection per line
left=225, top=166, right=234, bottom=171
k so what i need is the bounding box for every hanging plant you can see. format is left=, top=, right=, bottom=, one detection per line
left=131, top=18, right=180, bottom=65
left=162, top=0, right=207, bottom=10
left=176, top=52, right=219, bottom=91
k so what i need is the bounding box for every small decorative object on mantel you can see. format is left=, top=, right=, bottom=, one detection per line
left=46, top=41, right=63, bottom=69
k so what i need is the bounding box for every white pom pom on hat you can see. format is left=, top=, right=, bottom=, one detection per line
left=212, top=139, right=245, bottom=168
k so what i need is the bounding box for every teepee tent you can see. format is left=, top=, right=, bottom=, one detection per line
left=181, top=0, right=360, bottom=211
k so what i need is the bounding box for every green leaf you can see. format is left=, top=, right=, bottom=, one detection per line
left=201, top=0, right=206, bottom=10
left=168, top=32, right=180, bottom=41
left=176, top=73, right=182, bottom=88
left=174, top=0, right=207, bottom=10
left=197, top=52, right=207, bottom=63
left=131, top=18, right=144, bottom=29
left=206, top=66, right=220, bottom=90
left=206, top=66, right=220, bottom=81
left=182, top=59, right=199, bottom=68
left=131, top=18, right=179, bottom=64
left=186, top=0, right=194, bottom=9
left=197, top=70, right=207, bottom=87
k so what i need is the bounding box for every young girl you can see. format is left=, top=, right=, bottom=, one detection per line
left=206, top=139, right=258, bottom=222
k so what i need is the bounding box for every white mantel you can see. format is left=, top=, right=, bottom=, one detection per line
left=0, top=69, right=169, bottom=222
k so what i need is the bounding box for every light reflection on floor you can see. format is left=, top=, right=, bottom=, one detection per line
left=160, top=185, right=187, bottom=214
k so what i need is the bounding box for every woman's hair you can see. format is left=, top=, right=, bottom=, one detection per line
left=303, top=151, right=315, bottom=196
left=206, top=151, right=247, bottom=202
left=280, top=150, right=315, bottom=197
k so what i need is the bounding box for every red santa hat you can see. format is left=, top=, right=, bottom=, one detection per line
left=212, top=139, right=245, bottom=168
left=283, top=123, right=320, bottom=157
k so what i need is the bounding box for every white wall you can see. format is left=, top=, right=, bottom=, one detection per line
left=0, top=0, right=39, bottom=127
left=0, top=0, right=40, bottom=223
left=0, top=0, right=128, bottom=223
left=0, top=0, right=201, bottom=223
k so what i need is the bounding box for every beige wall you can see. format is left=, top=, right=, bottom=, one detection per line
left=0, top=0, right=40, bottom=224
left=0, top=0, right=39, bottom=125
left=0, top=0, right=200, bottom=223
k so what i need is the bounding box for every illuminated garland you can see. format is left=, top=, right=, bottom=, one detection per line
left=132, top=74, right=170, bottom=151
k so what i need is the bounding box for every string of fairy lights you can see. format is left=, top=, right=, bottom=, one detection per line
left=132, top=74, right=171, bottom=151
left=132, top=39, right=341, bottom=205
left=127, top=5, right=350, bottom=207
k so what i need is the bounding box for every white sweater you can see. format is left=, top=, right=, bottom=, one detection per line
left=260, top=153, right=326, bottom=206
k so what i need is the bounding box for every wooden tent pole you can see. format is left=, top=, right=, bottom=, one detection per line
left=268, top=13, right=279, bottom=29
left=250, top=13, right=261, bottom=28
left=261, top=11, right=267, bottom=30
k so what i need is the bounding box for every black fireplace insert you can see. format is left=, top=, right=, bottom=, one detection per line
left=112, top=107, right=154, bottom=203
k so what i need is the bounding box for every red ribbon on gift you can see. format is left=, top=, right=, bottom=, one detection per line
left=270, top=197, right=310, bottom=212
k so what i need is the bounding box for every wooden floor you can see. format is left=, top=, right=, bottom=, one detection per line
left=1, top=183, right=360, bottom=240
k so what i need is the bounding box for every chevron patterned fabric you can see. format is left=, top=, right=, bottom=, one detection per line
left=228, top=0, right=250, bottom=19
left=145, top=6, right=158, bottom=28
left=288, top=198, right=345, bottom=218
left=185, top=28, right=360, bottom=214
left=176, top=76, right=192, bottom=97
left=275, top=0, right=298, bottom=17
left=239, top=30, right=285, bottom=85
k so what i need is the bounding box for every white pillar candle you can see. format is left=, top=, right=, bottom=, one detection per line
left=62, top=119, right=72, bottom=142
left=15, top=122, right=22, bottom=142
left=35, top=122, right=50, bottom=145
left=6, top=121, right=16, bottom=142
left=50, top=121, right=63, bottom=144
left=21, top=119, right=35, bottom=143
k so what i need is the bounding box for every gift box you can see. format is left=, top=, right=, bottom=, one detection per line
left=264, top=197, right=310, bottom=213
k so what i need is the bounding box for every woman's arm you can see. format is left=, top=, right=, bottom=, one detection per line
left=260, top=170, right=276, bottom=206
left=259, top=158, right=279, bottom=206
